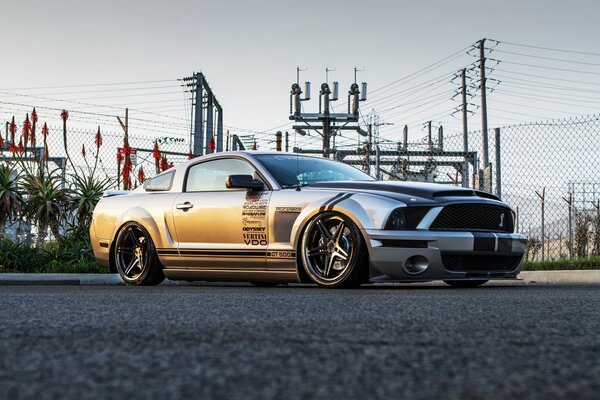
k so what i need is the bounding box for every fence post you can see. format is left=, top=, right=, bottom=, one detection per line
left=494, top=128, right=501, bottom=199
left=562, top=192, right=573, bottom=259
left=536, top=187, right=546, bottom=261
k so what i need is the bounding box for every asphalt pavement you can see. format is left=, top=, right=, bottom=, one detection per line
left=0, top=283, right=599, bottom=400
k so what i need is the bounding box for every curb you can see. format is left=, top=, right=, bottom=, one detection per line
left=518, top=270, right=600, bottom=284
left=0, top=271, right=599, bottom=286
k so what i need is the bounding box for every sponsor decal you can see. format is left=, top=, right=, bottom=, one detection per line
left=275, top=206, right=302, bottom=213
left=267, top=251, right=296, bottom=259
left=242, top=192, right=268, bottom=218
left=243, top=233, right=268, bottom=246
left=242, top=226, right=266, bottom=232
left=242, top=218, right=262, bottom=226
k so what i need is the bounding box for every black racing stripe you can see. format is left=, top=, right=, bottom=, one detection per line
left=472, top=233, right=496, bottom=252
left=157, top=249, right=178, bottom=255
left=179, top=250, right=268, bottom=257
left=319, top=193, right=346, bottom=213
left=326, top=193, right=354, bottom=211
left=497, top=238, right=512, bottom=253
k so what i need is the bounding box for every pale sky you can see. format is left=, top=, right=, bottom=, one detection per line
left=1, top=0, right=599, bottom=149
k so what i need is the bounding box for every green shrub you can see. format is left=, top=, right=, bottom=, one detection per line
left=523, top=257, right=600, bottom=271
left=0, top=226, right=105, bottom=273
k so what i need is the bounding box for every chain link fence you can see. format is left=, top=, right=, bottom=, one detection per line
left=1, top=123, right=191, bottom=189
left=333, top=113, right=600, bottom=264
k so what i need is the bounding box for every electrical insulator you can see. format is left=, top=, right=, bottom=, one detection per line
left=360, top=82, right=368, bottom=101
left=304, top=81, right=311, bottom=101
left=332, top=82, right=339, bottom=101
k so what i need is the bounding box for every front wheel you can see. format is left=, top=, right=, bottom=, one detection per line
left=300, top=212, right=368, bottom=288
left=114, top=222, right=165, bottom=286
left=444, top=280, right=488, bottom=288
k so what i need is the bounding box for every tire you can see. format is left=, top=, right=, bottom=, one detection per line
left=443, top=280, right=488, bottom=288
left=114, top=222, right=165, bottom=286
left=250, top=282, right=283, bottom=287
left=300, top=212, right=368, bottom=288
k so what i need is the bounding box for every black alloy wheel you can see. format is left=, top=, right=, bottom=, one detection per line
left=114, top=222, right=165, bottom=285
left=301, top=212, right=368, bottom=288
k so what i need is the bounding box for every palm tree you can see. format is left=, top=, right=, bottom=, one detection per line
left=0, top=164, right=23, bottom=240
left=69, top=174, right=114, bottom=227
left=22, top=169, right=69, bottom=250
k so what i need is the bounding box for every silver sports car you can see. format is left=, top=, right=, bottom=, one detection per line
left=90, top=151, right=527, bottom=288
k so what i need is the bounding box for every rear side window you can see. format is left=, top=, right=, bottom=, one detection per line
left=144, top=171, right=174, bottom=191
left=186, top=158, right=256, bottom=192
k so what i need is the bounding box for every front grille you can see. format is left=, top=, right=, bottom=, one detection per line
left=442, top=254, right=522, bottom=272
left=430, top=204, right=514, bottom=233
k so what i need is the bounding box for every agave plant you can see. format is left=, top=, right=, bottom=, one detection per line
left=69, top=174, right=114, bottom=227
left=0, top=164, right=24, bottom=240
left=22, top=169, right=69, bottom=250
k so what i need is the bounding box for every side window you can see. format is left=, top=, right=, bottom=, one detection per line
left=144, top=171, right=174, bottom=191
left=186, top=158, right=256, bottom=192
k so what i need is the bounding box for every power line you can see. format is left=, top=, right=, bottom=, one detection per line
left=369, top=45, right=473, bottom=96
left=490, top=59, right=600, bottom=75
left=497, top=39, right=600, bottom=57
left=0, top=79, right=178, bottom=91
left=492, top=48, right=600, bottom=67
left=492, top=70, right=600, bottom=87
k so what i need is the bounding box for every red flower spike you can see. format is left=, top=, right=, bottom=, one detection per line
left=9, top=117, right=16, bottom=137
left=41, top=123, right=49, bottom=137
left=160, top=156, right=168, bottom=172
left=209, top=136, right=215, bottom=153
left=95, top=127, right=102, bottom=148
left=152, top=142, right=160, bottom=160
left=188, top=151, right=193, bottom=160
left=9, top=143, right=16, bottom=154
left=60, top=110, right=69, bottom=122
left=17, top=138, right=23, bottom=154
left=31, top=108, right=38, bottom=123
left=82, top=145, right=86, bottom=158
left=22, top=114, right=31, bottom=139
left=137, top=166, right=145, bottom=183
left=0, top=134, right=4, bottom=148
left=117, top=151, right=123, bottom=163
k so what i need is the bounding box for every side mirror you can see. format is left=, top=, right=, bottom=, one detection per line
left=226, top=174, right=264, bottom=190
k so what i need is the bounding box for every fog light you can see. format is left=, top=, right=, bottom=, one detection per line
left=404, top=255, right=429, bottom=275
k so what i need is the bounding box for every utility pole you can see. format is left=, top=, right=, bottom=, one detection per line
left=116, top=108, right=129, bottom=190
left=275, top=131, right=282, bottom=151
left=479, top=39, right=490, bottom=168
left=285, top=131, right=289, bottom=152
left=536, top=187, right=546, bottom=261
left=460, top=68, right=469, bottom=187
left=427, top=121, right=432, bottom=152
left=562, top=192, right=573, bottom=259
left=290, top=69, right=367, bottom=157
left=182, top=72, right=223, bottom=156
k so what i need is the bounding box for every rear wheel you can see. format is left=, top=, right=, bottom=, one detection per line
left=300, top=212, right=368, bottom=288
left=444, top=280, right=488, bottom=288
left=114, top=222, right=165, bottom=286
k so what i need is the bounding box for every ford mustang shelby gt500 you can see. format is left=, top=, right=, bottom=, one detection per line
left=90, top=151, right=527, bottom=288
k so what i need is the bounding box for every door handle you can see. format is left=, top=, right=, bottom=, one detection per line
left=176, top=202, right=193, bottom=211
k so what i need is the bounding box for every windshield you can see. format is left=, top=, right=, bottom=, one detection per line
left=254, top=154, right=374, bottom=188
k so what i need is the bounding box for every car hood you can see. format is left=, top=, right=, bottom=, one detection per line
left=306, top=181, right=500, bottom=204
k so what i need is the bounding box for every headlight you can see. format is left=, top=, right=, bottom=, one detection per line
left=385, top=209, right=406, bottom=230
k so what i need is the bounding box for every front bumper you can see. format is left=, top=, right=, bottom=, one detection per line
left=365, top=229, right=527, bottom=281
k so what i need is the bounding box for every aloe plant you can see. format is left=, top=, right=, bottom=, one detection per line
left=69, top=174, right=114, bottom=227
left=22, top=169, right=69, bottom=250
left=0, top=164, right=23, bottom=240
